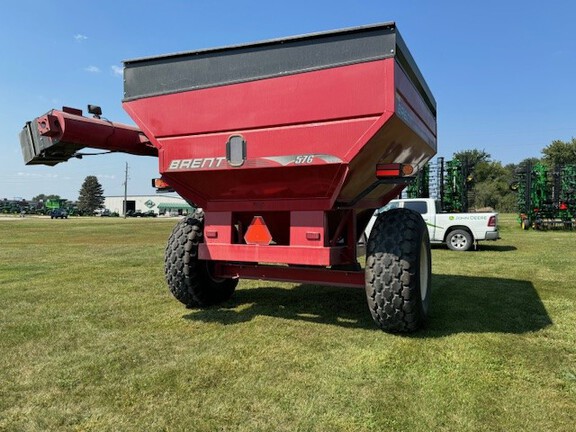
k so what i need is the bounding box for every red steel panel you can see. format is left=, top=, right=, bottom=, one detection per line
left=123, top=60, right=393, bottom=139
left=204, top=212, right=233, bottom=244
left=290, top=211, right=325, bottom=247
left=198, top=243, right=349, bottom=266
left=163, top=163, right=349, bottom=212
left=216, top=263, right=365, bottom=289
left=157, top=118, right=377, bottom=169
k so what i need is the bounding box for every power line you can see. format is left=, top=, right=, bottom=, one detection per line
left=123, top=162, right=129, bottom=219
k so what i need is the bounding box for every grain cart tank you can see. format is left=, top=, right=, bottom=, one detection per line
left=20, top=23, right=437, bottom=332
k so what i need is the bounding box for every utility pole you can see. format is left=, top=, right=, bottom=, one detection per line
left=123, top=162, right=128, bottom=218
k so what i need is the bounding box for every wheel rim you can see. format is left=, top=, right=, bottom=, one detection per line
left=450, top=233, right=468, bottom=249
left=419, top=238, right=429, bottom=307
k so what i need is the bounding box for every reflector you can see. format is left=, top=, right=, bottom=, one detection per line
left=151, top=177, right=174, bottom=192
left=376, top=163, right=415, bottom=178
left=152, top=178, right=170, bottom=189
left=401, top=164, right=414, bottom=176
left=376, top=163, right=402, bottom=178
left=244, top=216, right=273, bottom=245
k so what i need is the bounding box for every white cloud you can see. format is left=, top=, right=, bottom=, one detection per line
left=97, top=174, right=116, bottom=180
left=111, top=65, right=123, bottom=77
left=84, top=65, right=101, bottom=73
left=74, top=34, right=88, bottom=42
left=17, top=172, right=60, bottom=179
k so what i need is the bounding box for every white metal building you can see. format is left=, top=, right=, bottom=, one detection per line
left=103, top=194, right=194, bottom=216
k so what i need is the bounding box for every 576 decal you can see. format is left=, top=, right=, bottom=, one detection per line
left=263, top=154, right=341, bottom=166
left=294, top=155, right=315, bottom=164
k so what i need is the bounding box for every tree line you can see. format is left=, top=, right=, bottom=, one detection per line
left=452, top=138, right=576, bottom=212
left=2, top=175, right=105, bottom=215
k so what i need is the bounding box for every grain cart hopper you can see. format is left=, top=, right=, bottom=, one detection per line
left=20, top=23, right=437, bottom=332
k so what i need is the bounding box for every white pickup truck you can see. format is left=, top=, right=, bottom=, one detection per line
left=365, top=198, right=500, bottom=251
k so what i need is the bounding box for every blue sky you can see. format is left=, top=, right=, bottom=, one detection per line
left=1, top=0, right=575, bottom=200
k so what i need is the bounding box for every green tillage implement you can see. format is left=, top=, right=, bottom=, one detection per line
left=512, top=162, right=576, bottom=230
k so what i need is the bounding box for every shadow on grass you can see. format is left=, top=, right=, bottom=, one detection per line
left=475, top=244, right=518, bottom=252
left=183, top=275, right=552, bottom=335
left=425, top=274, right=552, bottom=336
left=184, top=284, right=376, bottom=330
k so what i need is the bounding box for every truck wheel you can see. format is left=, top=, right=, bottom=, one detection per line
left=164, top=211, right=238, bottom=307
left=365, top=208, right=431, bottom=333
left=446, top=229, right=472, bottom=251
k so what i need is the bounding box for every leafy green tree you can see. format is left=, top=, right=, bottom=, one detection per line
left=453, top=149, right=491, bottom=170
left=450, top=149, right=516, bottom=212
left=77, top=176, right=105, bottom=214
left=474, top=159, right=515, bottom=184
left=507, top=157, right=543, bottom=173
left=472, top=160, right=516, bottom=212
left=542, top=138, right=576, bottom=166
left=32, top=194, right=61, bottom=202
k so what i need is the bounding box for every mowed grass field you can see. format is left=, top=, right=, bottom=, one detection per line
left=1, top=215, right=575, bottom=431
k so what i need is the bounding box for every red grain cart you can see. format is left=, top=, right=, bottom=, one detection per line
left=20, top=23, right=437, bottom=332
